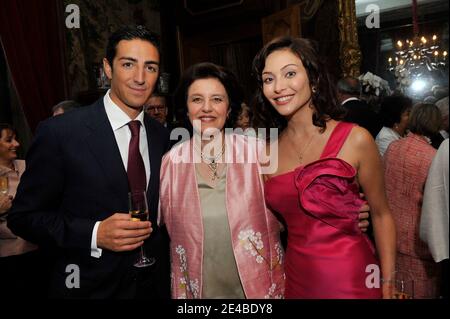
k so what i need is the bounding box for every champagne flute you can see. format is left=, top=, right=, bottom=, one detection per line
left=128, top=190, right=155, bottom=267
left=0, top=175, right=8, bottom=195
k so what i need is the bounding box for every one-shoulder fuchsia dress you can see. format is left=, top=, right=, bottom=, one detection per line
left=265, top=122, right=381, bottom=299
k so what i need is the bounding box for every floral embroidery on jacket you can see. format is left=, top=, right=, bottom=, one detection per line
left=238, top=229, right=285, bottom=298
left=265, top=283, right=284, bottom=299
left=238, top=229, right=283, bottom=269
left=175, top=244, right=200, bottom=299
left=274, top=242, right=284, bottom=269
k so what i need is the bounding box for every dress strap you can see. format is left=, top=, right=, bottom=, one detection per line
left=320, top=122, right=356, bottom=159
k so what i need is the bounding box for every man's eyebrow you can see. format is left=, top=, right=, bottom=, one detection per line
left=118, top=57, right=137, bottom=62
left=118, top=57, right=159, bottom=65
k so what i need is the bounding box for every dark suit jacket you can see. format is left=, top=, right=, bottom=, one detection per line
left=8, top=99, right=171, bottom=298
left=343, top=99, right=383, bottom=138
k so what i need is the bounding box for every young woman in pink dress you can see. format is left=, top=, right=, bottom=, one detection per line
left=251, top=36, right=396, bottom=299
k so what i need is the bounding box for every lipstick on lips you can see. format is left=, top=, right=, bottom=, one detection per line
left=273, top=94, right=294, bottom=106
left=198, top=115, right=217, bottom=123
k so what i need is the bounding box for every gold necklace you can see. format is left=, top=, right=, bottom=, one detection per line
left=195, top=142, right=225, bottom=180
left=295, top=134, right=315, bottom=163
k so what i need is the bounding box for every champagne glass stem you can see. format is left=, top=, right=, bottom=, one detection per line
left=140, top=246, right=145, bottom=260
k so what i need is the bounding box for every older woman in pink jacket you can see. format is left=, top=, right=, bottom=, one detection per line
left=159, top=63, right=284, bottom=299
left=159, top=62, right=371, bottom=299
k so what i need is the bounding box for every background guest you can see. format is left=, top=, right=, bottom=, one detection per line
left=420, top=138, right=449, bottom=298
left=375, top=95, right=413, bottom=156
left=431, top=96, right=449, bottom=149
left=337, top=77, right=382, bottom=138
left=384, top=103, right=442, bottom=298
left=51, top=100, right=80, bottom=117
left=0, top=123, right=42, bottom=298
left=144, top=93, right=169, bottom=127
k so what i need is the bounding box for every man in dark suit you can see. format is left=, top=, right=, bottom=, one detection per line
left=8, top=25, right=170, bottom=298
left=144, top=93, right=169, bottom=127
left=337, top=77, right=382, bottom=138
left=144, top=93, right=187, bottom=147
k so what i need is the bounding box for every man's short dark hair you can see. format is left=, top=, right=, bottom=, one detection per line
left=106, top=25, right=160, bottom=68
left=52, top=100, right=80, bottom=114
left=379, top=95, right=413, bottom=128
left=337, top=77, right=361, bottom=96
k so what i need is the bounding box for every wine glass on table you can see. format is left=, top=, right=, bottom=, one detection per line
left=128, top=190, right=155, bottom=268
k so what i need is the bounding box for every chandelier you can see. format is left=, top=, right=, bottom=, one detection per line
left=387, top=0, right=448, bottom=94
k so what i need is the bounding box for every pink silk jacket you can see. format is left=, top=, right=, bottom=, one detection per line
left=159, top=134, right=285, bottom=299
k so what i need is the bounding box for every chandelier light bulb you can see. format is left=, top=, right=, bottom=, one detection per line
left=387, top=1, right=447, bottom=94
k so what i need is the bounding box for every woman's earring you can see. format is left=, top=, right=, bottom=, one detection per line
left=312, top=86, right=317, bottom=93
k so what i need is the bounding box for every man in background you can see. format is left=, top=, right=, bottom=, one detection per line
left=144, top=93, right=168, bottom=127
left=337, top=77, right=382, bottom=138
left=51, top=100, right=80, bottom=116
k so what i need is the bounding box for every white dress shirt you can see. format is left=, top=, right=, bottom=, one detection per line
left=375, top=126, right=401, bottom=157
left=91, top=90, right=151, bottom=258
left=341, top=97, right=360, bottom=106
left=420, top=139, right=449, bottom=263
left=439, top=130, right=449, bottom=140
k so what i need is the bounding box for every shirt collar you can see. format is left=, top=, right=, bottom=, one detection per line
left=440, top=130, right=449, bottom=139
left=407, top=132, right=432, bottom=144
left=103, top=89, right=145, bottom=131
left=0, top=160, right=19, bottom=175
left=341, top=97, right=360, bottom=105
left=382, top=126, right=401, bottom=138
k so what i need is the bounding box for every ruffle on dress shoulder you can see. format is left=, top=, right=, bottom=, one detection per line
left=294, top=158, right=365, bottom=235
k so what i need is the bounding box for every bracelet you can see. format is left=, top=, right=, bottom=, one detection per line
left=380, top=278, right=395, bottom=285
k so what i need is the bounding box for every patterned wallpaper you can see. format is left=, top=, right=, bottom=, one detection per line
left=63, top=0, right=161, bottom=96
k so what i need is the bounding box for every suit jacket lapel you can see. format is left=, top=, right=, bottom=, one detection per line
left=84, top=100, right=129, bottom=200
